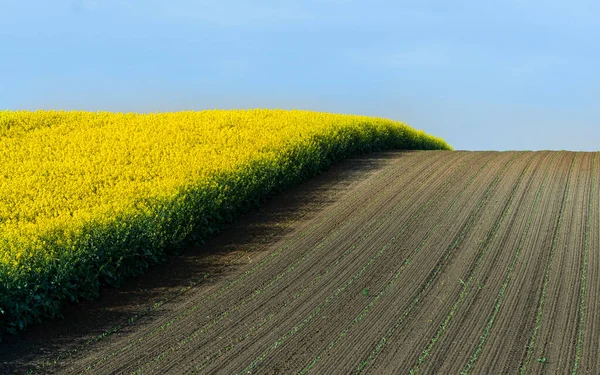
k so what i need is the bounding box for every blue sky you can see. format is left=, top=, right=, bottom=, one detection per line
left=2, top=0, right=599, bottom=150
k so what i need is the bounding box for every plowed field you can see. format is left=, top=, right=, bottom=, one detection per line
left=2, top=150, right=599, bottom=374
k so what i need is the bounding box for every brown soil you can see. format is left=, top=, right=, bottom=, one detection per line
left=1, top=150, right=598, bottom=375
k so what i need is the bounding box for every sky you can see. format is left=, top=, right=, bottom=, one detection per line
left=2, top=0, right=599, bottom=150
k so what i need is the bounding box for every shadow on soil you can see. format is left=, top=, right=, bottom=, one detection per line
left=0, top=150, right=415, bottom=375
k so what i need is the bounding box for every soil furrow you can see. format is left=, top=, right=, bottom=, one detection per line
left=65, top=151, right=449, bottom=375
left=460, top=152, right=573, bottom=374
left=415, top=151, right=565, bottom=374
left=11, top=150, right=440, bottom=375
left=128, top=152, right=473, bottom=374
left=3, top=151, right=599, bottom=375
left=401, top=151, right=543, bottom=374
left=215, top=153, right=507, bottom=374
left=181, top=153, right=499, bottom=375
left=517, top=153, right=579, bottom=374
left=339, top=152, right=525, bottom=374
left=164, top=153, right=480, bottom=374
left=464, top=152, right=573, bottom=374
left=579, top=152, right=600, bottom=373
left=571, top=152, right=597, bottom=375
left=523, top=153, right=595, bottom=374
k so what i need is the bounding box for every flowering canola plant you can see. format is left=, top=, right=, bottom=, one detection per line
left=0, top=109, right=451, bottom=336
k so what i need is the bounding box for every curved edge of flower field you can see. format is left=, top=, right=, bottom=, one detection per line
left=0, top=110, right=451, bottom=338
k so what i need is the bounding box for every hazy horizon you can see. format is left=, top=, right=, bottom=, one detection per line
left=2, top=1, right=599, bottom=151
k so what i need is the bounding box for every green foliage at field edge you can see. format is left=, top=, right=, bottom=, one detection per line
left=0, top=111, right=451, bottom=338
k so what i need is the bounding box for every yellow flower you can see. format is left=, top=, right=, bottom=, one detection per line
left=0, top=109, right=450, bottom=270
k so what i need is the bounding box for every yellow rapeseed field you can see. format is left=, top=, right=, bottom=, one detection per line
left=0, top=109, right=451, bottom=335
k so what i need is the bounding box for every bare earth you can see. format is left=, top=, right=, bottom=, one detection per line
left=1, top=150, right=599, bottom=375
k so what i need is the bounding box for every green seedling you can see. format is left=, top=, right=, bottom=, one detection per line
left=537, top=357, right=548, bottom=365
left=363, top=288, right=369, bottom=296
